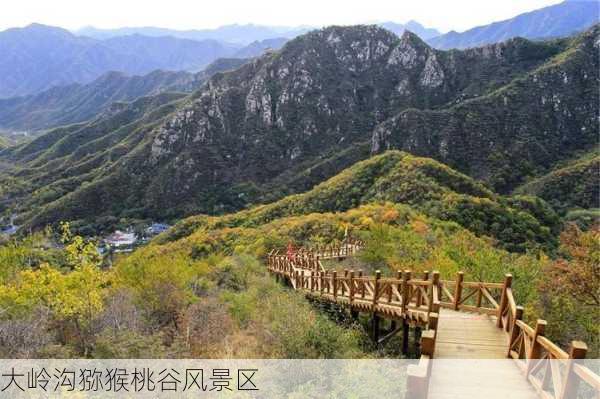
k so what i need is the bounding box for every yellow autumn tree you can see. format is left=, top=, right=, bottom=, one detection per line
left=0, top=222, right=107, bottom=356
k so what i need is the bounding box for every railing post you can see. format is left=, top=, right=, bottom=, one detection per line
left=342, top=270, right=348, bottom=297
left=332, top=271, right=337, bottom=299
left=526, top=319, right=547, bottom=376
left=320, top=271, right=324, bottom=294
left=453, top=271, right=464, bottom=310
left=420, top=330, right=436, bottom=358
left=395, top=270, right=402, bottom=304
left=507, top=306, right=523, bottom=357
left=373, top=270, right=381, bottom=305
left=429, top=271, right=440, bottom=314
left=428, top=312, right=439, bottom=332
left=401, top=270, right=410, bottom=315
left=416, top=271, right=428, bottom=308
left=301, top=270, right=305, bottom=290
left=294, top=270, right=299, bottom=289
left=406, top=366, right=431, bottom=399
left=358, top=270, right=365, bottom=298
left=496, top=274, right=513, bottom=328
left=559, top=341, right=588, bottom=399
left=349, top=270, right=355, bottom=303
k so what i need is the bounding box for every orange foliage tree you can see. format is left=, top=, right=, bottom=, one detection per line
left=539, top=223, right=599, bottom=356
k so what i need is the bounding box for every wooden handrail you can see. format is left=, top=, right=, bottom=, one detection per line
left=506, top=288, right=517, bottom=316
left=515, top=319, right=535, bottom=337
left=537, top=336, right=569, bottom=360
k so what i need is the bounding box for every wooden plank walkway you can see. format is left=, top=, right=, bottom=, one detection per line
left=434, top=309, right=507, bottom=359
left=428, top=309, right=538, bottom=398
left=267, top=244, right=600, bottom=399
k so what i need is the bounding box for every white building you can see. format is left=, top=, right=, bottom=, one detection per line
left=104, top=230, right=137, bottom=251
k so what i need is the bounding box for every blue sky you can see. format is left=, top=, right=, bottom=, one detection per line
left=1, top=0, right=564, bottom=32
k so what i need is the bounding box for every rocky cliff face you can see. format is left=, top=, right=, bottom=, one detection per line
left=1, top=25, right=597, bottom=228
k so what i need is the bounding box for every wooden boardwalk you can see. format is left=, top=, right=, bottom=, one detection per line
left=428, top=309, right=539, bottom=398
left=267, top=242, right=600, bottom=399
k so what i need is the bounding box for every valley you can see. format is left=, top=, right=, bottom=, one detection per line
left=0, top=24, right=597, bottom=236
left=0, top=4, right=597, bottom=393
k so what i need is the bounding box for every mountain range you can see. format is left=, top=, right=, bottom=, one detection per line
left=76, top=23, right=312, bottom=44
left=75, top=2, right=599, bottom=52
left=0, top=21, right=438, bottom=100
left=0, top=58, right=248, bottom=132
left=77, top=21, right=442, bottom=43
left=0, top=24, right=597, bottom=231
left=0, top=1, right=597, bottom=102
left=0, top=24, right=279, bottom=98
left=428, top=0, right=600, bottom=49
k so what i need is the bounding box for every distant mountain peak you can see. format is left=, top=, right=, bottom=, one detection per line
left=25, top=22, right=62, bottom=29
left=7, top=23, right=75, bottom=38
left=379, top=21, right=441, bottom=40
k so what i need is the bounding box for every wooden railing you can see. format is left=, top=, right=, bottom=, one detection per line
left=268, top=251, right=440, bottom=322
left=439, top=272, right=600, bottom=399
left=406, top=280, right=440, bottom=399
left=310, top=237, right=364, bottom=259
left=267, top=246, right=599, bottom=399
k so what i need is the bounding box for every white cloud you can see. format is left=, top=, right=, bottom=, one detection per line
left=0, top=0, right=564, bottom=33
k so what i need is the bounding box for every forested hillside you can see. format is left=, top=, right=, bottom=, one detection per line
left=372, top=26, right=599, bottom=192
left=162, top=151, right=559, bottom=252
left=515, top=151, right=599, bottom=211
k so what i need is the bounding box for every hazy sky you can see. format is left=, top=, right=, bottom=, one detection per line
left=1, top=0, right=565, bottom=33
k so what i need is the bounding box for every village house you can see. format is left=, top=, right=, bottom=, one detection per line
left=104, top=230, right=137, bottom=252
left=146, top=223, right=171, bottom=236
